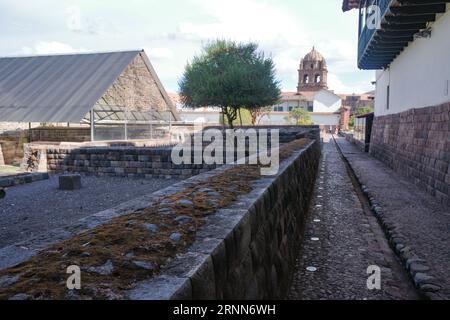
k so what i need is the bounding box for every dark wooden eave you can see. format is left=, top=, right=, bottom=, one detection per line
left=343, top=0, right=361, bottom=12
left=358, top=0, right=450, bottom=69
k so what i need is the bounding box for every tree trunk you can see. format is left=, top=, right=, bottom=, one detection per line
left=224, top=107, right=237, bottom=129
left=227, top=113, right=235, bottom=129
left=238, top=108, right=243, bottom=127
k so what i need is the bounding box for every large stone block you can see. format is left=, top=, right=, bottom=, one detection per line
left=59, top=174, right=82, bottom=190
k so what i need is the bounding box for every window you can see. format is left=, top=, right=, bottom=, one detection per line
left=315, top=74, right=321, bottom=83
left=288, top=106, right=294, bottom=112
left=303, top=75, right=309, bottom=84
left=307, top=103, right=314, bottom=112
left=386, top=85, right=390, bottom=110
left=273, top=106, right=284, bottom=112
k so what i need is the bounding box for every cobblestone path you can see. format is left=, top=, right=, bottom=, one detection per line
left=288, top=136, right=419, bottom=300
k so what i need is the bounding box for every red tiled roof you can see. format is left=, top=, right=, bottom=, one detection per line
left=342, top=0, right=360, bottom=12
left=167, top=92, right=182, bottom=104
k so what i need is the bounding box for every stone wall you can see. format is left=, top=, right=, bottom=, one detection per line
left=370, top=102, right=450, bottom=205
left=0, top=135, right=27, bottom=165
left=24, top=127, right=318, bottom=179
left=30, top=128, right=91, bottom=143
left=128, top=139, right=321, bottom=300
left=99, top=54, right=169, bottom=114
left=0, top=173, right=49, bottom=189
left=0, top=137, right=321, bottom=300
left=0, top=144, right=4, bottom=166
left=344, top=133, right=366, bottom=152
left=44, top=147, right=217, bottom=179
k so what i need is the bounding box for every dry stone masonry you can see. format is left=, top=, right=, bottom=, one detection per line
left=0, top=129, right=321, bottom=300
left=44, top=147, right=217, bottom=179
left=370, top=102, right=450, bottom=206
left=128, top=138, right=321, bottom=299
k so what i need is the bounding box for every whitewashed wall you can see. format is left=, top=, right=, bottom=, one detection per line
left=311, top=114, right=340, bottom=126
left=313, top=90, right=342, bottom=113
left=259, top=112, right=339, bottom=126
left=375, top=8, right=450, bottom=116
left=179, top=111, right=221, bottom=124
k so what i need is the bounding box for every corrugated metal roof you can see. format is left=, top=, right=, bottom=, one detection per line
left=0, top=51, right=141, bottom=123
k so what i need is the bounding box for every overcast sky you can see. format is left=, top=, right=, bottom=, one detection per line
left=0, top=0, right=374, bottom=94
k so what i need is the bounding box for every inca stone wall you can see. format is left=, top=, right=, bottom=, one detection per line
left=370, top=102, right=450, bottom=206
left=44, top=147, right=217, bottom=179
left=0, top=136, right=320, bottom=299
left=0, top=136, right=26, bottom=165
left=24, top=127, right=318, bottom=179
left=128, top=139, right=321, bottom=300
left=30, top=128, right=91, bottom=143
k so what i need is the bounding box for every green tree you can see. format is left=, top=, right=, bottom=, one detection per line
left=222, top=108, right=253, bottom=126
left=179, top=40, right=281, bottom=128
left=349, top=106, right=374, bottom=128
left=287, top=107, right=313, bottom=125
left=248, top=106, right=272, bottom=126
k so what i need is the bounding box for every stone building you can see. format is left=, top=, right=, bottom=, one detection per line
left=339, top=91, right=374, bottom=112
left=265, top=47, right=345, bottom=131
left=0, top=50, right=180, bottom=142
left=297, top=47, right=328, bottom=92
left=347, top=0, right=450, bottom=205
left=175, top=47, right=369, bottom=131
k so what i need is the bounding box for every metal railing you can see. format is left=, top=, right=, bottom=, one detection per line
left=358, top=0, right=394, bottom=67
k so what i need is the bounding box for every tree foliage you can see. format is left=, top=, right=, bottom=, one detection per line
left=349, top=106, right=374, bottom=128
left=179, top=40, right=281, bottom=127
left=248, top=106, right=272, bottom=126
left=287, top=107, right=313, bottom=125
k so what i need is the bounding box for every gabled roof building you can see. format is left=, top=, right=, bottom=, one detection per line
left=0, top=50, right=179, bottom=141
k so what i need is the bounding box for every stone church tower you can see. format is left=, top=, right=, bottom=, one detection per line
left=297, top=47, right=328, bottom=93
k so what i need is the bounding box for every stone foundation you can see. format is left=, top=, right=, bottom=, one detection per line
left=44, top=147, right=218, bottom=179
left=0, top=137, right=320, bottom=299
left=0, top=136, right=26, bottom=165
left=0, top=172, right=49, bottom=188
left=0, top=144, right=4, bottom=166
left=370, top=102, right=450, bottom=205
left=30, top=128, right=90, bottom=143
left=23, top=127, right=319, bottom=179
left=128, top=139, right=321, bottom=299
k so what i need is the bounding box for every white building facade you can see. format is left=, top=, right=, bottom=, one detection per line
left=353, top=1, right=450, bottom=205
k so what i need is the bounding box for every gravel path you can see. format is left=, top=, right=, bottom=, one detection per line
left=0, top=176, right=180, bottom=247
left=288, top=135, right=419, bottom=300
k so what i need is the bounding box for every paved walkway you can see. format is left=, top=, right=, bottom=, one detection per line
left=288, top=135, right=418, bottom=300
left=335, top=136, right=450, bottom=299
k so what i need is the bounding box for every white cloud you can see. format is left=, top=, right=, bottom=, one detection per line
left=1, top=0, right=373, bottom=93
left=328, top=73, right=373, bottom=94
left=273, top=50, right=300, bottom=90
left=66, top=6, right=83, bottom=33
left=65, top=5, right=113, bottom=35
left=177, top=0, right=310, bottom=47
left=22, top=42, right=87, bottom=55
left=144, top=47, right=174, bottom=60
